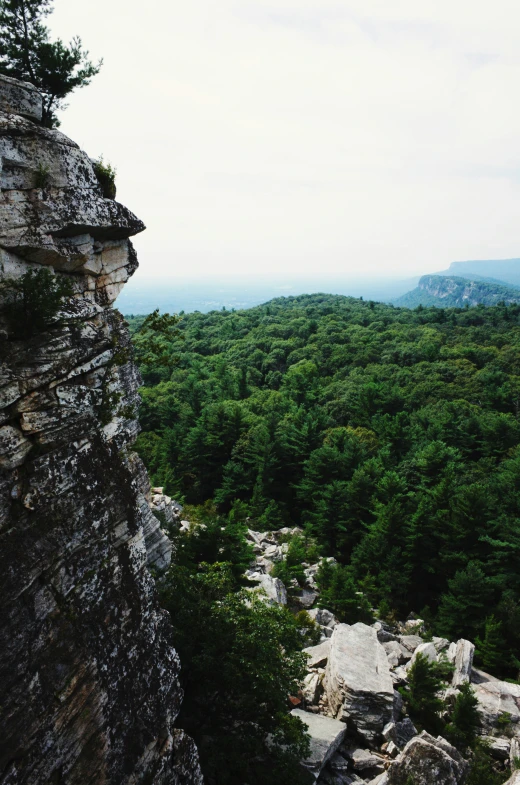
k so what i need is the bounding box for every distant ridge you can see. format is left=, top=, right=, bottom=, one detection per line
left=394, top=274, right=520, bottom=308
left=437, top=258, right=520, bottom=287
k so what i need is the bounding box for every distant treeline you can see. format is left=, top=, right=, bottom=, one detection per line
left=128, top=294, right=520, bottom=676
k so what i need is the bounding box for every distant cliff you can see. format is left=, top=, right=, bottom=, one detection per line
left=394, top=274, right=520, bottom=308
left=0, top=75, right=201, bottom=784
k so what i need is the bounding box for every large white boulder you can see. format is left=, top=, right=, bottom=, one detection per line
left=323, top=623, right=394, bottom=744
left=291, top=708, right=347, bottom=779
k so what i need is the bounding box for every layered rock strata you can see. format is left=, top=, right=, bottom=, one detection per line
left=0, top=75, right=201, bottom=784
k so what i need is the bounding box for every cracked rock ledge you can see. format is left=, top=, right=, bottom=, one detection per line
left=0, top=75, right=202, bottom=785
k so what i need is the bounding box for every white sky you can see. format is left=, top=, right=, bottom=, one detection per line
left=49, top=0, right=520, bottom=280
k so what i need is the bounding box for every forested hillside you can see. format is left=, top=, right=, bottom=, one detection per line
left=128, top=294, right=520, bottom=676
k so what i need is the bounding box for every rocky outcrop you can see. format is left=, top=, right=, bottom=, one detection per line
left=323, top=623, right=394, bottom=744
left=0, top=75, right=201, bottom=784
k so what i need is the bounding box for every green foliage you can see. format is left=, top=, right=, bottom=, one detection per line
left=445, top=683, right=480, bottom=750
left=436, top=562, right=493, bottom=642
left=272, top=535, right=308, bottom=587
left=128, top=294, right=520, bottom=674
left=315, top=559, right=373, bottom=624
left=1, top=266, right=73, bottom=337
left=159, top=554, right=310, bottom=784
left=0, top=0, right=101, bottom=127
left=92, top=157, right=116, bottom=199
left=475, top=615, right=506, bottom=675
left=132, top=309, right=182, bottom=383
left=34, top=161, right=50, bottom=187
left=465, top=740, right=509, bottom=785
left=432, top=653, right=454, bottom=682
left=294, top=609, right=321, bottom=646
left=400, top=653, right=444, bottom=734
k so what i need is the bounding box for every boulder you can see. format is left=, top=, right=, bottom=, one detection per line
left=503, top=774, right=520, bottom=785
left=291, top=708, right=347, bottom=779
left=481, top=736, right=510, bottom=761
left=387, top=731, right=467, bottom=784
left=324, top=623, right=394, bottom=744
left=384, top=641, right=410, bottom=667
left=249, top=572, right=287, bottom=605
left=395, top=718, right=418, bottom=748
left=0, top=74, right=42, bottom=121
left=473, top=676, right=520, bottom=731
left=305, top=639, right=332, bottom=669
left=398, top=635, right=423, bottom=653
left=303, top=672, right=323, bottom=705
left=451, top=639, right=475, bottom=687
left=433, top=637, right=450, bottom=653
left=346, top=747, right=386, bottom=774
left=410, top=641, right=438, bottom=666
left=294, top=588, right=319, bottom=609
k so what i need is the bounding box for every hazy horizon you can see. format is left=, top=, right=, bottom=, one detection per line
left=47, top=0, right=520, bottom=281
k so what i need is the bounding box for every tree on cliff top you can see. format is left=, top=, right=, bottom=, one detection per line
left=0, top=0, right=101, bottom=127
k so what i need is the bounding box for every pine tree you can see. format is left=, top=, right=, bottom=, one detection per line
left=0, top=0, right=101, bottom=126
left=445, top=683, right=480, bottom=750
left=475, top=615, right=505, bottom=675
left=400, top=653, right=444, bottom=734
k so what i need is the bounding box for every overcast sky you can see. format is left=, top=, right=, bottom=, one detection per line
left=49, top=0, right=520, bottom=280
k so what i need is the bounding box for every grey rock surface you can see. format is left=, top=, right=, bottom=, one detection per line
left=324, top=623, right=394, bottom=744
left=451, top=639, right=475, bottom=687
left=0, top=77, right=201, bottom=785
left=291, top=708, right=347, bottom=778
left=387, top=731, right=467, bottom=785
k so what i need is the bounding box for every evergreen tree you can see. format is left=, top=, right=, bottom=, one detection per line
left=475, top=615, right=505, bottom=675
left=445, top=683, right=480, bottom=750
left=400, top=653, right=444, bottom=734
left=436, top=562, right=493, bottom=641
left=0, top=0, right=101, bottom=126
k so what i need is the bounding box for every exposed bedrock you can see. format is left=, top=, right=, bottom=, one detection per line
left=0, top=75, right=201, bottom=784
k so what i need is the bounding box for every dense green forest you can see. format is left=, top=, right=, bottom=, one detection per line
left=127, top=294, right=520, bottom=677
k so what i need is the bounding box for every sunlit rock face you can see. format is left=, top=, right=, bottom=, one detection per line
left=0, top=75, right=201, bottom=785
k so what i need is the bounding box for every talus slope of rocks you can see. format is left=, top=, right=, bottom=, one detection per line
left=241, top=524, right=519, bottom=784
left=0, top=75, right=201, bottom=785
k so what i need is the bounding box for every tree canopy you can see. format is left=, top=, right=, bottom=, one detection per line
left=0, top=0, right=101, bottom=126
left=128, top=293, right=520, bottom=677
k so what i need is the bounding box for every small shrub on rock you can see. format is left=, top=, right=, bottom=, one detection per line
left=92, top=157, right=116, bottom=199
left=1, top=267, right=73, bottom=338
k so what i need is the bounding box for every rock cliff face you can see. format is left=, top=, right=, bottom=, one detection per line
left=0, top=75, right=201, bottom=785
left=394, top=274, right=520, bottom=308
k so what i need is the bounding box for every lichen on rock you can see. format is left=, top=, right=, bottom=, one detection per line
left=0, top=74, right=201, bottom=785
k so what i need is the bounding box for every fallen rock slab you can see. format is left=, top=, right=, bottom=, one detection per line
left=305, top=639, right=332, bottom=669
left=291, top=708, right=347, bottom=779
left=324, top=623, right=394, bottom=744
